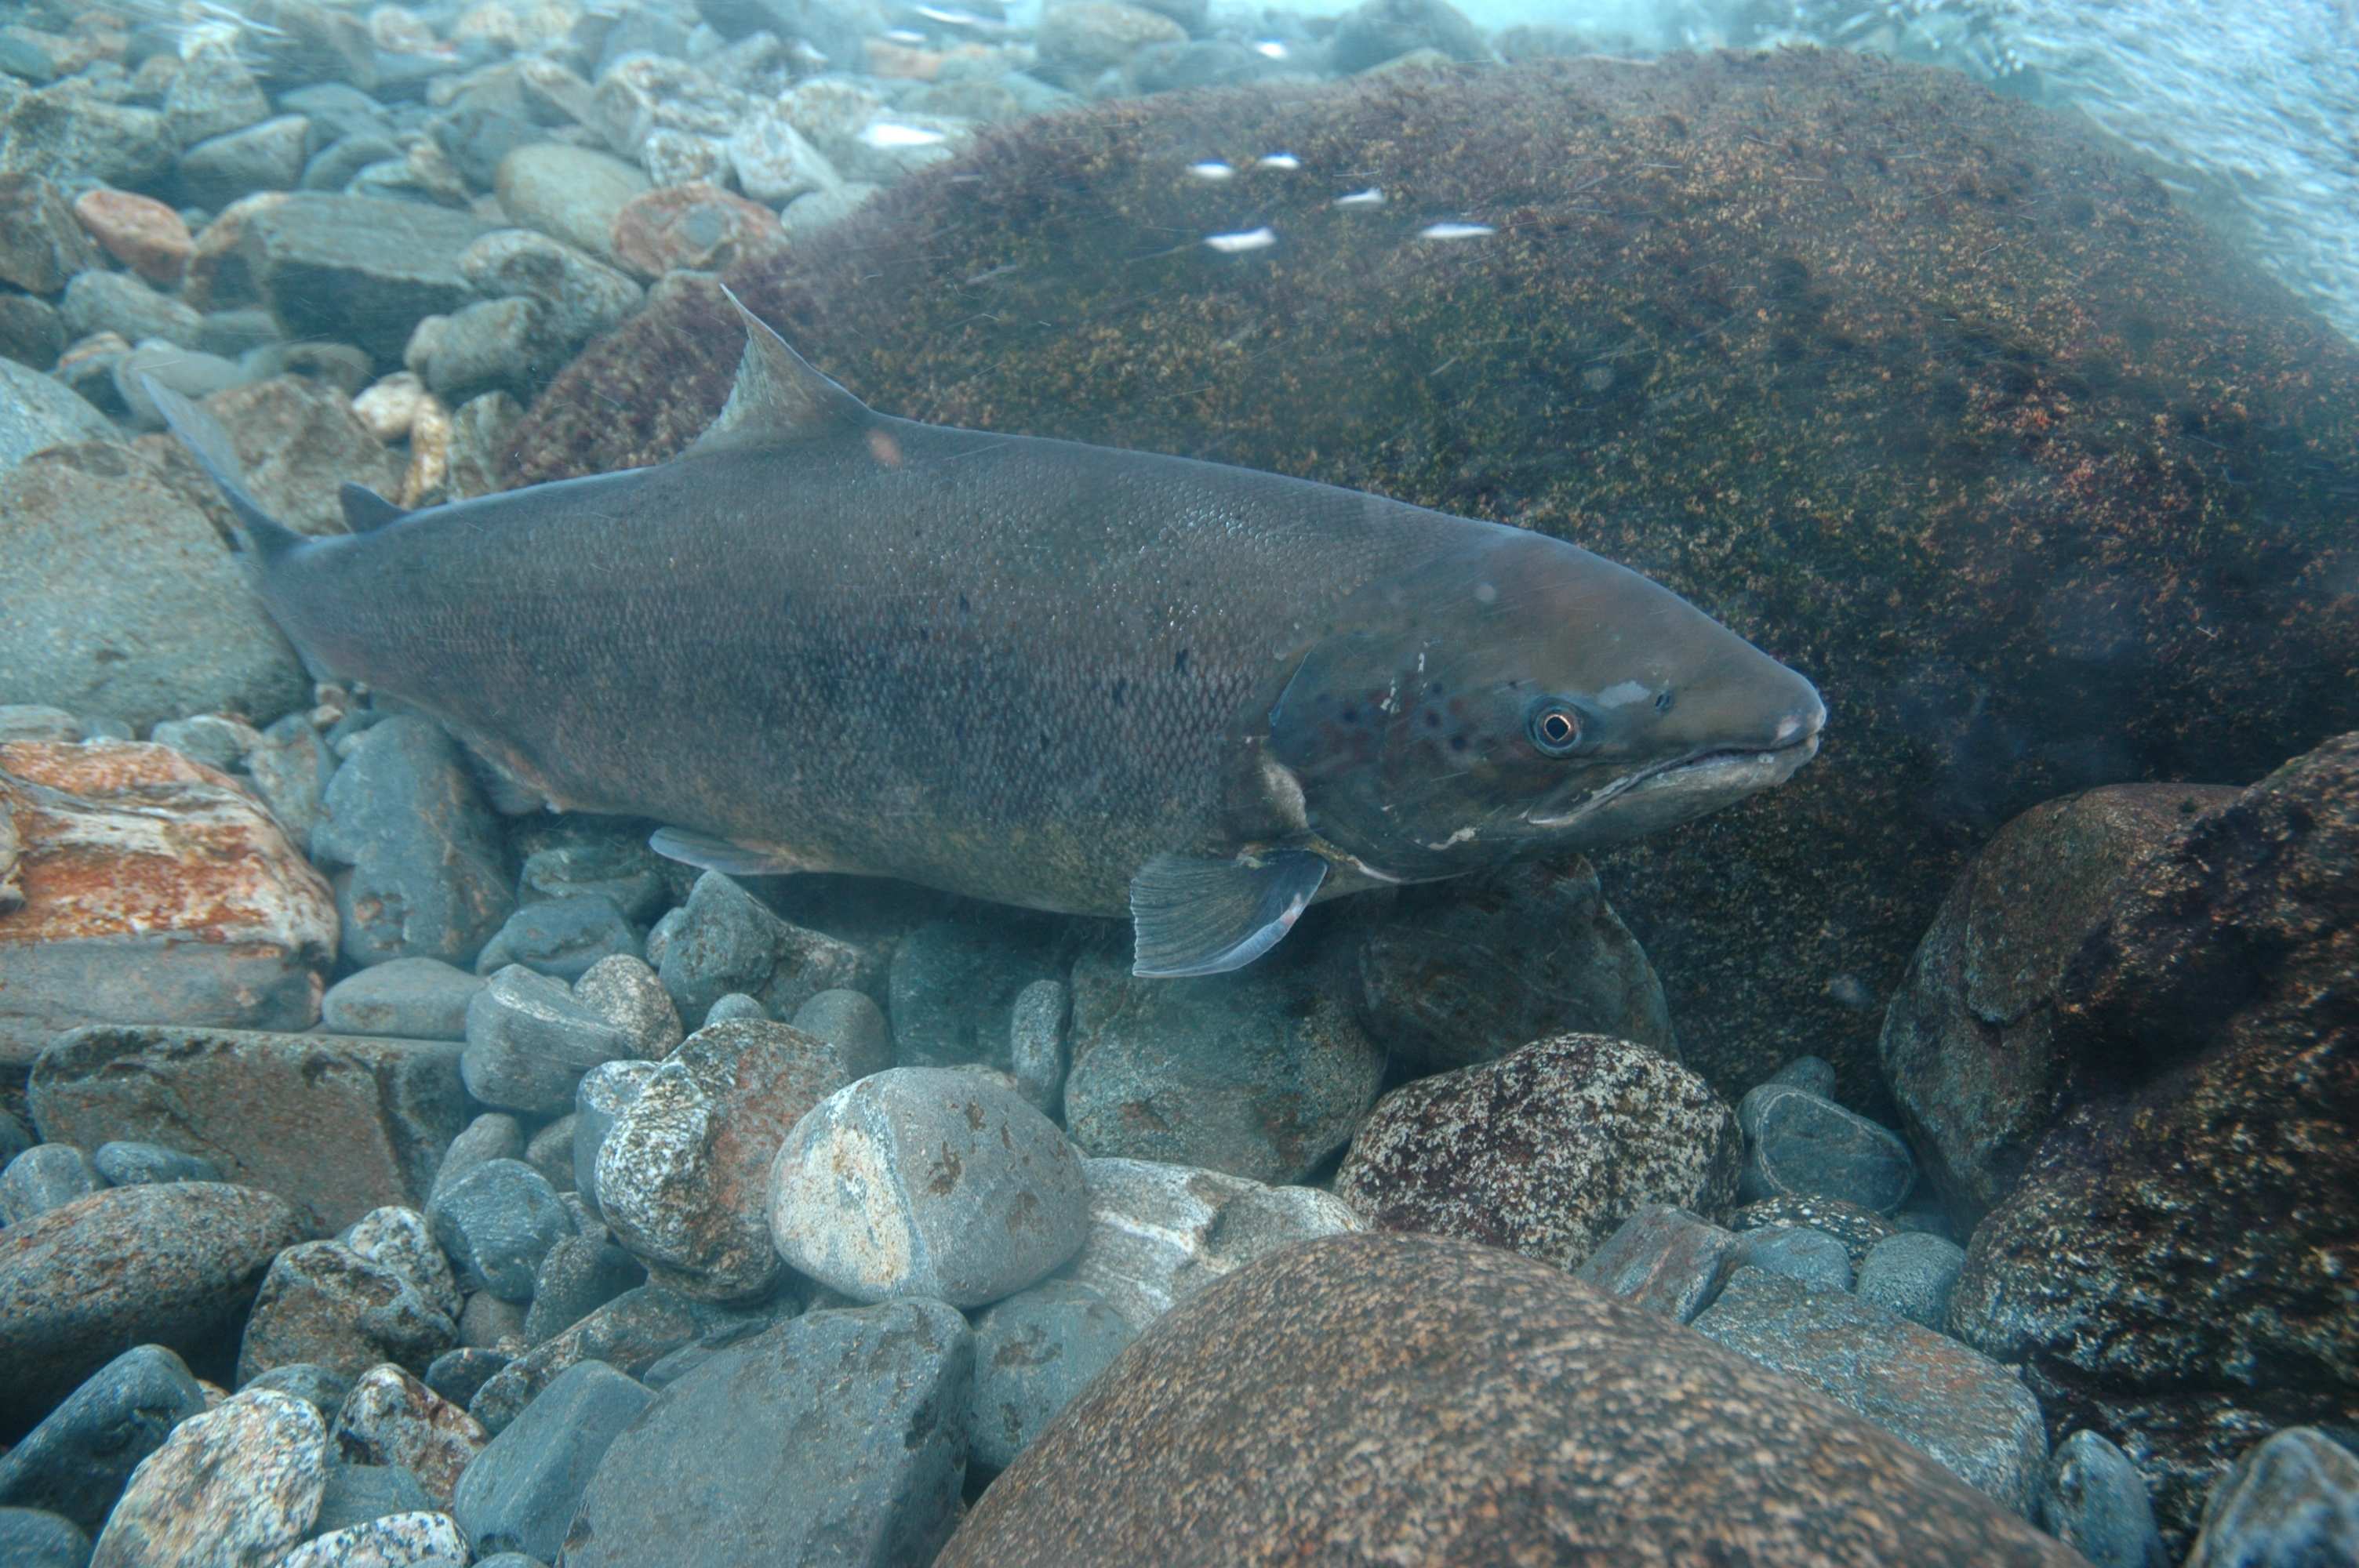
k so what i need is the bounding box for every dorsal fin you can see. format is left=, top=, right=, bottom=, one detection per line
left=688, top=285, right=873, bottom=457
left=339, top=481, right=409, bottom=532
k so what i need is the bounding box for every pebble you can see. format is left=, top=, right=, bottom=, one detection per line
left=609, top=181, right=787, bottom=281
left=572, top=1058, right=659, bottom=1219
left=0, top=1509, right=90, bottom=1568
left=144, top=713, right=260, bottom=772
left=780, top=180, right=878, bottom=241
left=1856, top=1231, right=1968, bottom=1330
left=274, top=1510, right=469, bottom=1568
left=452, top=1359, right=652, bottom=1561
left=162, top=36, right=271, bottom=147
left=1059, top=1156, right=1365, bottom=1331
left=1037, top=1, right=1187, bottom=75
left=598, top=1017, right=856, bottom=1301
left=572, top=953, right=684, bottom=1059
left=427, top=1158, right=576, bottom=1303
left=424, top=1348, right=509, bottom=1411
left=562, top=1300, right=972, bottom=1568
left=325, top=958, right=488, bottom=1041
left=1728, top=1224, right=1855, bottom=1293
left=1692, top=1266, right=2048, bottom=1516
left=1573, top=1203, right=1744, bottom=1323
left=333, top=1366, right=487, bottom=1511
left=2044, top=1430, right=2168, bottom=1568
left=727, top=110, right=842, bottom=203
left=0, top=358, right=112, bottom=482
left=404, top=295, right=553, bottom=402
left=463, top=965, right=637, bottom=1114
left=654, top=871, right=876, bottom=1027
left=176, top=115, right=313, bottom=212
left=785, top=988, right=892, bottom=1076
left=970, top=1279, right=1136, bottom=1471
left=432, top=1114, right=526, bottom=1204
left=1765, top=1054, right=1840, bottom=1098
left=71, top=189, right=188, bottom=286
left=1729, top=1195, right=1898, bottom=1265
left=0, top=1183, right=307, bottom=1435
left=89, top=1140, right=220, bottom=1189
left=311, top=1463, right=432, bottom=1535
left=311, top=716, right=514, bottom=969
left=0, top=1145, right=103, bottom=1227
left=242, top=710, right=334, bottom=847
left=2183, top=1427, right=2358, bottom=1567
left=0, top=82, right=173, bottom=193
left=705, top=992, right=766, bottom=1025
left=0, top=1345, right=206, bottom=1534
left=522, top=1231, right=645, bottom=1344
left=492, top=143, right=649, bottom=262
left=0, top=173, right=100, bottom=295
left=233, top=193, right=488, bottom=362
left=1007, top=978, right=1069, bottom=1115
left=236, top=1239, right=458, bottom=1385
left=189, top=368, right=402, bottom=535
left=516, top=833, right=674, bottom=925
left=460, top=1290, right=530, bottom=1354
left=771, top=1067, right=1090, bottom=1307
left=464, top=1284, right=752, bottom=1435
left=1065, top=946, right=1384, bottom=1184
left=1336, top=1033, right=1741, bottom=1272
left=473, top=894, right=642, bottom=982
left=88, top=1390, right=328, bottom=1568
left=1739, top=1083, right=1917, bottom=1213
left=340, top=1200, right=461, bottom=1320
left=524, top=1115, right=577, bottom=1194
left=60, top=270, right=202, bottom=349
left=244, top=1364, right=354, bottom=1424
left=32, top=1025, right=466, bottom=1231
left=888, top=916, right=1068, bottom=1073
left=0, top=706, right=79, bottom=744
left=458, top=228, right=645, bottom=348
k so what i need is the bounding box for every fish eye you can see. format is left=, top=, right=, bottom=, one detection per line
left=1527, top=699, right=1584, bottom=757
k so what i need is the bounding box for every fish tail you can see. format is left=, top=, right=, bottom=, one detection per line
left=143, top=375, right=309, bottom=569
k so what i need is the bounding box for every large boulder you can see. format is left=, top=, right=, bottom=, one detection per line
left=939, top=1232, right=2078, bottom=1566
left=510, top=49, right=2359, bottom=1105
left=1946, top=733, right=2359, bottom=1548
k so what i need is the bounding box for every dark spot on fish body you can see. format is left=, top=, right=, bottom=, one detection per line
left=1110, top=677, right=1127, bottom=708
left=1173, top=648, right=1190, bottom=677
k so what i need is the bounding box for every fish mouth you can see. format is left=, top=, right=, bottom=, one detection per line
left=1521, top=728, right=1822, bottom=830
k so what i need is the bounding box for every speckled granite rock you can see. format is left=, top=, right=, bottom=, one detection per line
left=88, top=1389, right=327, bottom=1568
left=332, top=1365, right=485, bottom=1510
left=31, top=1025, right=465, bottom=1231
left=236, top=1240, right=457, bottom=1385
left=0, top=1183, right=308, bottom=1438
left=274, top=1509, right=468, bottom=1568
left=1949, top=735, right=2359, bottom=1548
left=940, top=1232, right=2078, bottom=1566
left=1728, top=1195, right=1897, bottom=1264
left=1335, top=1034, right=1740, bottom=1272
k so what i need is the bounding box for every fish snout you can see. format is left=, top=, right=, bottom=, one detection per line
left=1772, top=681, right=1828, bottom=749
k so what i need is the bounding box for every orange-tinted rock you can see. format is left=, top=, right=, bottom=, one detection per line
left=71, top=188, right=193, bottom=287
left=0, top=742, right=336, bottom=1077
left=862, top=38, right=992, bottom=80
left=609, top=183, right=784, bottom=281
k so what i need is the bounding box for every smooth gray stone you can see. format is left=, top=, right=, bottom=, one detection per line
left=787, top=989, right=890, bottom=1077
left=431, top=1113, right=525, bottom=1203
left=888, top=916, right=1065, bottom=1073
left=90, top=1142, right=220, bottom=1188
left=0, top=358, right=114, bottom=482
left=1765, top=1055, right=1839, bottom=1098
left=278, top=84, right=391, bottom=147
left=176, top=114, right=311, bottom=210
left=570, top=955, right=682, bottom=1061
left=0, top=1145, right=102, bottom=1226
left=236, top=193, right=489, bottom=361
left=57, top=270, right=199, bottom=349
left=242, top=1363, right=351, bottom=1422
left=703, top=993, right=766, bottom=1027
left=0, top=1110, right=31, bottom=1168
left=471, top=891, right=642, bottom=981
left=522, top=1233, right=643, bottom=1345
left=1738, top=1083, right=1917, bottom=1214
left=242, top=711, right=333, bottom=848
left=464, top=1285, right=758, bottom=1435
left=0, top=1508, right=91, bottom=1568
left=2185, top=1427, right=2359, bottom=1568
left=0, top=81, right=172, bottom=191
left=302, top=132, right=402, bottom=191
left=1729, top=1225, right=1855, bottom=1294
left=309, top=1462, right=431, bottom=1537
left=404, top=296, right=554, bottom=404
left=0, top=292, right=64, bottom=371
left=2044, top=1430, right=2167, bottom=1568
left=1007, top=978, right=1067, bottom=1116
left=562, top=1300, right=970, bottom=1566
left=461, top=965, right=633, bottom=1115
left=1856, top=1232, right=1967, bottom=1330
left=423, top=1348, right=509, bottom=1412
left=0, top=707, right=78, bottom=744
left=427, top=1160, right=575, bottom=1303
left=523, top=1115, right=576, bottom=1196
left=325, top=959, right=486, bottom=1042
left=969, top=1279, right=1133, bottom=1472
left=0, top=1345, right=205, bottom=1531
left=518, top=836, right=671, bottom=925
left=144, top=715, right=254, bottom=772
left=1573, top=1203, right=1743, bottom=1323
left=456, top=228, right=643, bottom=347
left=453, top=1359, right=651, bottom=1562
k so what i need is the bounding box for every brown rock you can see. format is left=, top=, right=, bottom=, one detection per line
left=160, top=376, right=404, bottom=538
left=1880, top=782, right=2238, bottom=1223
left=71, top=188, right=193, bottom=287
left=180, top=191, right=290, bottom=312
left=1949, top=733, right=2359, bottom=1550
left=331, top=1363, right=484, bottom=1508
left=940, top=1232, right=2080, bottom=1566
left=0, top=742, right=336, bottom=1077
left=30, top=1025, right=467, bottom=1232
left=0, top=172, right=100, bottom=295
left=0, top=1182, right=311, bottom=1439
left=1333, top=1033, right=1740, bottom=1271
left=609, top=183, right=784, bottom=281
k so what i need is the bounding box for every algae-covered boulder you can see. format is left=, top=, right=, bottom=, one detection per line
left=510, top=49, right=2359, bottom=1102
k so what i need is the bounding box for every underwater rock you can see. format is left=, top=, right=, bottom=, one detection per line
left=2183, top=1427, right=2359, bottom=1568
left=1035, top=2, right=1187, bottom=77
left=570, top=1058, right=656, bottom=1221
left=238, top=1363, right=353, bottom=1425
left=942, top=1232, right=2076, bottom=1566
left=1334, top=1033, right=1740, bottom=1272
left=0, top=360, right=110, bottom=480
left=1737, top=1083, right=1916, bottom=1213
left=1329, top=0, right=1491, bottom=72
left=0, top=1508, right=89, bottom=1566
left=1728, top=1194, right=1897, bottom=1265
left=1007, top=977, right=1069, bottom=1114
left=2045, top=1429, right=2168, bottom=1568
left=0, top=1345, right=208, bottom=1534
left=1694, top=1265, right=2048, bottom=1516
left=0, top=1144, right=101, bottom=1227
left=431, top=1113, right=524, bottom=1203
left=492, top=143, right=649, bottom=263
left=463, top=1284, right=751, bottom=1436
left=88, top=1389, right=327, bottom=1568
left=458, top=227, right=645, bottom=347
left=562, top=1300, right=971, bottom=1568
left=230, top=193, right=489, bottom=362
left=1054, top=1156, right=1363, bottom=1331
left=73, top=188, right=192, bottom=286
left=462, top=966, right=637, bottom=1114
left=345, top=1204, right=462, bottom=1320
left=0, top=1182, right=307, bottom=1440
left=608, top=181, right=785, bottom=281
left=888, top=914, right=1070, bottom=1072
left=769, top=1067, right=1089, bottom=1307
left=236, top=1239, right=457, bottom=1385
left=521, top=1231, right=644, bottom=1344
left=1353, top=854, right=1674, bottom=1073
left=60, top=269, right=201, bottom=347
left=1573, top=1203, right=1743, bottom=1323
left=452, top=1359, right=651, bottom=1563
left=97, top=1138, right=218, bottom=1189
left=786, top=987, right=890, bottom=1073
left=969, top=1278, right=1135, bottom=1472
left=512, top=49, right=2359, bottom=1108
left=168, top=373, right=405, bottom=539
left=1949, top=732, right=2359, bottom=1548
left=1855, top=1231, right=1967, bottom=1331
left=1881, top=782, right=2237, bottom=1223
left=274, top=1510, right=468, bottom=1568
left=176, top=114, right=311, bottom=212
left=31, top=1025, right=464, bottom=1231
left=331, top=1365, right=485, bottom=1511
left=1063, top=942, right=1383, bottom=1185
left=162, top=35, right=272, bottom=149
left=325, top=957, right=486, bottom=1041
left=1726, top=1225, right=1853, bottom=1294
left=654, top=870, right=878, bottom=1028
left=0, top=173, right=100, bottom=295
left=0, top=441, right=310, bottom=728
left=427, top=1158, right=574, bottom=1304
left=572, top=953, right=683, bottom=1060
left=0, top=80, right=173, bottom=191
left=308, top=1461, right=431, bottom=1537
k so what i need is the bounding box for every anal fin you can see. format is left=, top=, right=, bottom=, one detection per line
left=1129, top=849, right=1328, bottom=978
left=650, top=826, right=812, bottom=877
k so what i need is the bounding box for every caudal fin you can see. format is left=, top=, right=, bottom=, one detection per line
left=143, top=376, right=308, bottom=566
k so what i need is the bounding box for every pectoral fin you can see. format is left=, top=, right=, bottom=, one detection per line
left=339, top=481, right=409, bottom=532
left=649, top=826, right=811, bottom=877
left=1129, top=849, right=1328, bottom=978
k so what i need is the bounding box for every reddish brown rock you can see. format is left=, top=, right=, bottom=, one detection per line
left=940, top=1232, right=2080, bottom=1567
left=0, top=742, right=336, bottom=1083
left=71, top=188, right=193, bottom=286
left=1333, top=1033, right=1741, bottom=1272
left=609, top=183, right=784, bottom=281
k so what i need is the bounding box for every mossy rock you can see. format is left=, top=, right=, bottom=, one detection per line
left=511, top=49, right=2359, bottom=1106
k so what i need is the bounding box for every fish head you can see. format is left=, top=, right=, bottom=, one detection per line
left=1266, top=528, right=1825, bottom=880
